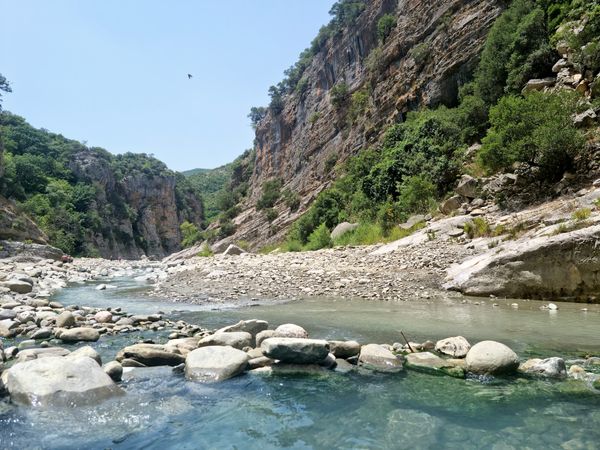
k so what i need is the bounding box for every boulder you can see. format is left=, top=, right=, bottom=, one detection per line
left=198, top=331, right=253, bottom=350
left=2, top=280, right=33, bottom=294
left=17, top=347, right=71, bottom=362
left=223, top=244, right=246, bottom=256
left=329, top=340, right=361, bottom=359
left=455, top=175, right=479, bottom=198
left=440, top=195, right=463, bottom=215
left=116, top=343, right=185, bottom=367
left=217, top=319, right=268, bottom=345
left=521, top=78, right=555, bottom=93
left=55, top=311, right=75, bottom=328
left=0, top=319, right=19, bottom=338
left=0, top=309, right=17, bottom=320
left=103, top=361, right=123, bottom=382
left=68, top=346, right=102, bottom=365
left=399, top=215, right=426, bottom=231
left=358, top=344, right=403, bottom=373
left=57, top=327, right=100, bottom=343
left=261, top=338, right=330, bottom=364
left=6, top=356, right=122, bottom=407
left=444, top=225, right=600, bottom=300
left=30, top=328, right=53, bottom=340
left=94, top=311, right=113, bottom=324
left=330, top=222, right=359, bottom=240
left=573, top=109, right=597, bottom=128
left=185, top=346, right=249, bottom=382
left=435, top=336, right=471, bottom=358
left=256, top=330, right=277, bottom=347
left=465, top=341, right=519, bottom=375
left=165, top=337, right=200, bottom=356
left=519, top=357, right=567, bottom=378
left=274, top=323, right=308, bottom=339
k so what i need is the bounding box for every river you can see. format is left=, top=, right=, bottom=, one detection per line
left=1, top=276, right=599, bottom=449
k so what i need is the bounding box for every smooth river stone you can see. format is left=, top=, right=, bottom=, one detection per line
left=261, top=338, right=329, bottom=364
left=358, top=344, right=403, bottom=373
left=465, top=340, right=519, bottom=375
left=185, top=346, right=250, bottom=382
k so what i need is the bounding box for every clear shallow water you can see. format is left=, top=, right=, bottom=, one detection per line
left=1, top=279, right=600, bottom=449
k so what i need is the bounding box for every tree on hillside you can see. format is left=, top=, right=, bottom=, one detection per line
left=0, top=73, right=12, bottom=177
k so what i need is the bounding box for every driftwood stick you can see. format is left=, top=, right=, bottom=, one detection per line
left=400, top=330, right=415, bottom=353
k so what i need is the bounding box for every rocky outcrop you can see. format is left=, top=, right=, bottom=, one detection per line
left=69, top=150, right=203, bottom=259
left=444, top=225, right=600, bottom=300
left=226, top=0, right=504, bottom=247
left=0, top=195, right=47, bottom=245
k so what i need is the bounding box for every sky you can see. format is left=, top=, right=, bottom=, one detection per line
left=0, top=0, right=334, bottom=171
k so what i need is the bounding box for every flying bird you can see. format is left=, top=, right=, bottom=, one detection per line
left=187, top=74, right=193, bottom=79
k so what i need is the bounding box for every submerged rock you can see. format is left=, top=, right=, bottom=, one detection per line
left=329, top=340, right=360, bottom=359
left=405, top=352, right=465, bottom=378
left=435, top=336, right=471, bottom=358
left=185, top=346, right=249, bottom=382
left=6, top=356, right=122, bottom=407
left=465, top=341, right=519, bottom=375
left=358, top=344, right=403, bottom=373
left=261, top=338, right=329, bottom=364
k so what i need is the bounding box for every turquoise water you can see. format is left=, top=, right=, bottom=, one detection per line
left=1, top=279, right=600, bottom=449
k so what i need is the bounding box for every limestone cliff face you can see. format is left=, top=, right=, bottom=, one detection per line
left=228, top=0, right=503, bottom=247
left=69, top=150, right=203, bottom=259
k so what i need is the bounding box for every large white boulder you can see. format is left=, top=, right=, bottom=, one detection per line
left=185, top=346, right=249, bottom=382
left=6, top=356, right=122, bottom=407
left=465, top=341, right=519, bottom=375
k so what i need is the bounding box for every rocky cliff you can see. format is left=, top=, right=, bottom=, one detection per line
left=226, top=0, right=503, bottom=247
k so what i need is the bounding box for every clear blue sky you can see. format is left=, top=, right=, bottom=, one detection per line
left=0, top=0, right=334, bottom=171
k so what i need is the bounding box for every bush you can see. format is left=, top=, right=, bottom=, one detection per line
left=282, top=189, right=301, bottom=212
left=180, top=221, right=202, bottom=248
left=464, top=218, right=491, bottom=239
left=478, top=91, right=584, bottom=181
left=330, top=82, right=349, bottom=109
left=306, top=223, right=333, bottom=250
left=409, top=43, right=430, bottom=65
left=264, top=208, right=278, bottom=222
left=348, top=89, right=369, bottom=123
left=572, top=208, right=591, bottom=221
left=256, top=179, right=282, bottom=210
left=396, top=175, right=436, bottom=215
left=377, top=14, right=396, bottom=43
left=218, top=220, right=236, bottom=238
left=309, top=112, right=321, bottom=125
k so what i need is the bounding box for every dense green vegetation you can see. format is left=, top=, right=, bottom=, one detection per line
left=0, top=111, right=202, bottom=255
left=185, top=164, right=233, bottom=222
left=281, top=0, right=594, bottom=251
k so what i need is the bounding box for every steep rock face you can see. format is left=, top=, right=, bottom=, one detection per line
left=0, top=195, right=47, bottom=245
left=228, top=0, right=503, bottom=248
left=69, top=150, right=203, bottom=259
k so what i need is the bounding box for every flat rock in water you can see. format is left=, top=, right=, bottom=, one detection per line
left=435, top=336, right=471, bottom=358
left=329, top=340, right=361, bottom=359
left=6, top=356, right=122, bottom=407
left=261, top=338, right=329, bottom=364
left=57, top=327, right=100, bottom=343
left=198, top=331, right=253, bottom=350
left=217, top=319, right=268, bottom=343
left=185, top=346, right=249, bottom=382
left=358, top=344, right=403, bottom=373
left=116, top=343, right=185, bottom=367
left=405, top=352, right=464, bottom=378
left=465, top=341, right=519, bottom=375
left=17, top=347, right=71, bottom=362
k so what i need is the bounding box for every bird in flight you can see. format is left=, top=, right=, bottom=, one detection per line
left=187, top=74, right=193, bottom=79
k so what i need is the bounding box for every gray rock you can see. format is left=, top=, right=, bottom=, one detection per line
left=261, top=338, right=330, bottom=364
left=6, top=356, right=122, bottom=407
left=455, top=175, right=479, bottom=198
left=519, top=357, right=567, bottom=378
left=521, top=78, right=555, bottom=93
left=116, top=344, right=185, bottom=367
left=0, top=309, right=17, bottom=320
left=217, top=319, right=268, bottom=345
left=435, top=336, right=471, bottom=358
left=329, top=340, right=361, bottom=359
left=444, top=225, right=600, bottom=300
left=103, top=361, right=123, bottom=382
left=334, top=359, right=355, bottom=374
left=358, top=344, right=403, bottom=373
left=30, top=328, right=53, bottom=340
left=68, top=346, right=102, bottom=365
left=55, top=311, right=75, bottom=328
left=57, top=327, right=100, bottom=343
left=440, top=195, right=463, bottom=215
left=405, top=352, right=464, bottom=378
left=165, top=337, right=200, bottom=356
left=94, top=311, right=113, bottom=323
left=17, top=347, right=71, bottom=363
left=185, top=346, right=249, bottom=382
left=0, top=319, right=19, bottom=338
left=198, top=331, right=253, bottom=350
left=256, top=330, right=277, bottom=347
left=274, top=323, right=308, bottom=339
left=465, top=341, right=519, bottom=375
left=223, top=244, right=246, bottom=256
left=573, top=109, right=597, bottom=128
left=399, top=215, right=426, bottom=231
left=248, top=356, right=274, bottom=370
left=2, top=280, right=33, bottom=294
left=330, top=222, right=359, bottom=240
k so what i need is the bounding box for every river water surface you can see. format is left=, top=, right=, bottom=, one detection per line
left=1, top=277, right=600, bottom=449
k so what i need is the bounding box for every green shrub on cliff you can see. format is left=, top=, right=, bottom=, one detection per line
left=180, top=221, right=202, bottom=248
left=478, top=91, right=584, bottom=181
left=377, top=14, right=396, bottom=43
left=305, top=223, right=333, bottom=251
